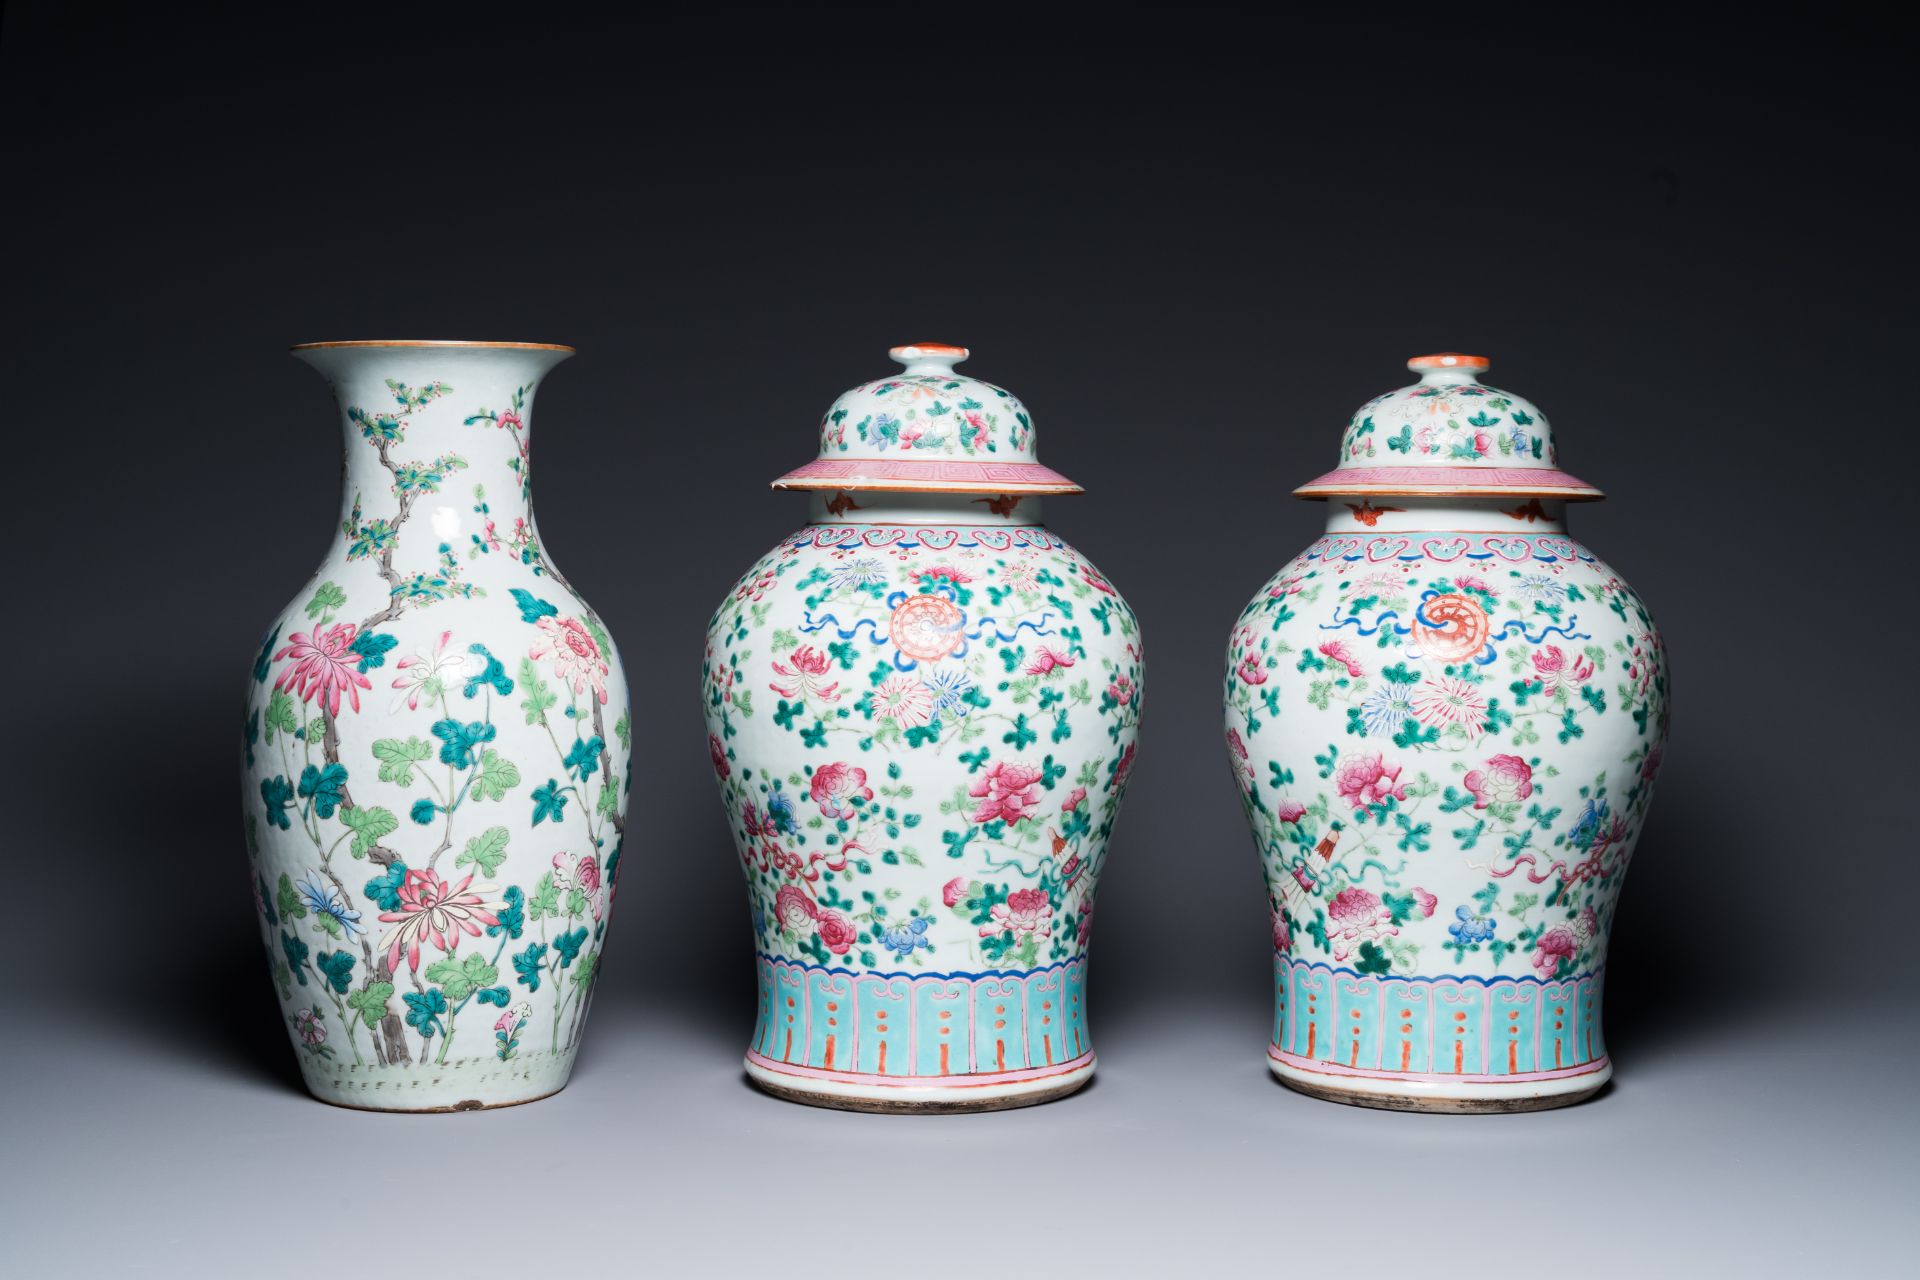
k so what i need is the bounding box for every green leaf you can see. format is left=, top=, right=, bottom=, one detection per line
left=424, top=951, right=499, bottom=1003
left=346, top=982, right=395, bottom=1028
left=339, top=805, right=398, bottom=858
left=373, top=736, right=433, bottom=786
left=305, top=580, right=347, bottom=620
left=263, top=689, right=298, bottom=743
left=527, top=871, right=561, bottom=921
left=613, top=710, right=631, bottom=751
left=456, top=826, right=511, bottom=877
left=276, top=873, right=307, bottom=920
left=518, top=658, right=557, bottom=724
left=469, top=750, right=521, bottom=802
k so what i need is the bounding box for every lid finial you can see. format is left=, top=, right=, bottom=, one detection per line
left=889, top=342, right=970, bottom=376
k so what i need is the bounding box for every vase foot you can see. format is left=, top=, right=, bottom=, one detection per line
left=1268, top=1053, right=1610, bottom=1113
left=297, top=1048, right=578, bottom=1112
left=744, top=1053, right=1095, bottom=1114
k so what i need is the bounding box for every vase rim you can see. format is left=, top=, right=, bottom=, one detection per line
left=289, top=339, right=575, bottom=353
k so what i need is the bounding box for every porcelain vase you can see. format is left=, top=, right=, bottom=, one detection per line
left=241, top=340, right=630, bottom=1111
left=703, top=344, right=1142, bottom=1112
left=1225, top=354, right=1668, bottom=1112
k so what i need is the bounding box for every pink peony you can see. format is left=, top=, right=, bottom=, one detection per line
left=1061, top=785, right=1087, bottom=813
left=770, top=645, right=840, bottom=703
left=1237, top=654, right=1269, bottom=685
left=986, top=888, right=1052, bottom=939
left=1025, top=645, right=1076, bottom=676
left=273, top=622, right=373, bottom=717
left=1112, top=743, right=1137, bottom=790
left=529, top=615, right=610, bottom=704
left=1533, top=925, right=1578, bottom=976
left=970, top=761, right=1044, bottom=826
left=1318, top=640, right=1365, bottom=679
left=709, top=734, right=730, bottom=779
left=809, top=761, right=872, bottom=820
left=1272, top=910, right=1291, bottom=954
left=942, top=877, right=968, bottom=908
left=1329, top=887, right=1384, bottom=930
left=1463, top=754, right=1533, bottom=808
left=814, top=910, right=857, bottom=954
left=1226, top=729, right=1249, bottom=760
left=1532, top=644, right=1594, bottom=694
left=1108, top=674, right=1136, bottom=706
left=1335, top=752, right=1407, bottom=810
left=774, top=884, right=817, bottom=932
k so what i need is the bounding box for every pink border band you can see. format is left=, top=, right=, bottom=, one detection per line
left=773, top=457, right=1082, bottom=493
left=746, top=1047, right=1095, bottom=1089
left=1295, top=465, right=1602, bottom=498
left=1270, top=1046, right=1609, bottom=1085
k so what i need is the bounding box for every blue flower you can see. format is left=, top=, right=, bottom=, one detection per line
left=766, top=791, right=796, bottom=835
left=925, top=667, right=975, bottom=719
left=297, top=870, right=364, bottom=939
left=1360, top=683, right=1414, bottom=738
left=878, top=916, right=932, bottom=958
left=1447, top=905, right=1496, bottom=945
left=1569, top=798, right=1611, bottom=851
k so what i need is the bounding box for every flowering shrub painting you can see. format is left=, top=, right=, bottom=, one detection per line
left=242, top=342, right=628, bottom=1110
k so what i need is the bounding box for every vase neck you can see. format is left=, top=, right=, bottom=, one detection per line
left=806, top=491, right=1044, bottom=526
left=295, top=345, right=570, bottom=586
left=1322, top=495, right=1568, bottom=534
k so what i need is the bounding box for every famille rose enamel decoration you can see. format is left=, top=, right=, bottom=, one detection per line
left=242, top=342, right=629, bottom=1111
left=704, top=344, right=1142, bottom=1112
left=1226, top=354, right=1668, bottom=1112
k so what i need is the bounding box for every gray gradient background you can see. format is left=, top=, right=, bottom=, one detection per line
left=3, top=10, right=1914, bottom=1276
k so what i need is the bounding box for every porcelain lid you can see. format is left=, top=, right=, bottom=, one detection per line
left=1295, top=353, right=1602, bottom=501
left=771, top=344, right=1081, bottom=495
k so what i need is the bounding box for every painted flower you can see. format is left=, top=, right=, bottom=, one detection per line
left=1317, top=640, right=1364, bottom=679
left=1463, top=754, right=1534, bottom=808
left=942, top=877, right=968, bottom=908
left=1409, top=676, right=1489, bottom=739
left=1335, top=752, right=1407, bottom=810
left=924, top=666, right=976, bottom=719
left=1447, top=906, right=1496, bottom=946
left=1079, top=567, right=1119, bottom=596
left=1412, top=887, right=1438, bottom=918
left=1532, top=644, right=1594, bottom=695
left=497, top=411, right=525, bottom=433
left=809, top=761, right=872, bottom=820
left=273, top=622, right=373, bottom=717
left=1272, top=909, right=1291, bottom=954
left=1111, top=743, right=1137, bottom=790
left=774, top=885, right=817, bottom=932
left=872, top=674, right=934, bottom=728
left=1078, top=901, right=1096, bottom=947
left=769, top=645, right=841, bottom=703
left=826, top=557, right=887, bottom=590
left=970, top=761, right=1044, bottom=826
left=1571, top=906, right=1600, bottom=948
left=1026, top=645, right=1076, bottom=677
left=1061, top=785, right=1087, bottom=813
left=1108, top=674, right=1136, bottom=706
left=1359, top=681, right=1415, bottom=738
left=709, top=734, right=730, bottom=779
left=765, top=791, right=797, bottom=835
left=1514, top=573, right=1568, bottom=605
left=879, top=916, right=932, bottom=957
left=814, top=909, right=857, bottom=955
left=376, top=868, right=503, bottom=973
left=998, top=560, right=1041, bottom=594
left=390, top=630, right=472, bottom=712
left=1533, top=925, right=1578, bottom=976
left=529, top=615, right=610, bottom=704
left=293, top=1008, right=327, bottom=1046
left=986, top=887, right=1052, bottom=939
left=1273, top=799, right=1308, bottom=824
left=1326, top=887, right=1394, bottom=960
left=1236, top=654, right=1269, bottom=685
left=495, top=1001, right=533, bottom=1034
left=297, top=870, right=364, bottom=939
left=1453, top=575, right=1494, bottom=596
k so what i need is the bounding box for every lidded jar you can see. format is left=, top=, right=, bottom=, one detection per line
left=703, top=344, right=1142, bottom=1112
left=1224, top=354, right=1668, bottom=1112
